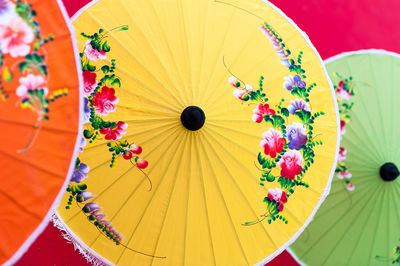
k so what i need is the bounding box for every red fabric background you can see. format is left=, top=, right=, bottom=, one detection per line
left=15, top=0, right=400, bottom=265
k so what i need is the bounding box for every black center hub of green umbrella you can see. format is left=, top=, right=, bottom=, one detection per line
left=180, top=106, right=205, bottom=131
left=379, top=162, right=399, bottom=182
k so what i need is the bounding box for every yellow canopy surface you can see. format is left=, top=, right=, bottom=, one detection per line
left=57, top=0, right=339, bottom=265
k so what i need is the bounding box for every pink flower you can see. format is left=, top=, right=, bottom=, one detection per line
left=0, top=16, right=33, bottom=57
left=260, top=128, right=286, bottom=158
left=84, top=40, right=106, bottom=61
left=99, top=121, right=127, bottom=140
left=336, top=80, right=352, bottom=100
left=16, top=74, right=48, bottom=100
left=233, top=89, right=245, bottom=100
left=267, top=188, right=287, bottom=212
left=83, top=70, right=98, bottom=96
left=338, top=147, right=346, bottom=162
left=278, top=150, right=303, bottom=180
left=252, top=103, right=276, bottom=123
left=92, top=86, right=119, bottom=116
left=123, top=145, right=142, bottom=160
left=340, top=120, right=346, bottom=135
left=346, top=181, right=355, bottom=191
left=0, top=0, right=17, bottom=25
left=229, top=76, right=240, bottom=88
left=337, top=171, right=352, bottom=179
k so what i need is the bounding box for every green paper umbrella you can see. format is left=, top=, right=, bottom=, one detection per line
left=289, top=50, right=400, bottom=265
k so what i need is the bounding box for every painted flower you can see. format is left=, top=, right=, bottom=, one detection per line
left=92, top=86, right=119, bottom=116
left=336, top=81, right=352, bottom=100
left=16, top=74, right=48, bottom=100
left=136, top=158, right=148, bottom=169
left=233, top=89, right=245, bottom=100
left=83, top=70, right=98, bottom=96
left=0, top=0, right=16, bottom=25
left=338, top=147, right=346, bottom=162
left=286, top=122, right=307, bottom=150
left=79, top=137, right=87, bottom=153
left=84, top=40, right=106, bottom=61
left=267, top=188, right=287, bottom=212
left=0, top=16, right=34, bottom=57
left=229, top=76, right=240, bottom=88
left=99, top=121, right=127, bottom=140
left=346, top=181, right=355, bottom=191
left=252, top=103, right=276, bottom=123
left=283, top=75, right=306, bottom=91
left=337, top=170, right=352, bottom=179
left=70, top=163, right=90, bottom=183
left=260, top=128, right=286, bottom=158
left=288, top=98, right=311, bottom=115
left=340, top=120, right=346, bottom=135
left=83, top=97, right=91, bottom=124
left=76, top=191, right=96, bottom=203
left=82, top=202, right=101, bottom=213
left=278, top=150, right=303, bottom=180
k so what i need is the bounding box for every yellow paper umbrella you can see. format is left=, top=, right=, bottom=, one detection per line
left=55, top=0, right=339, bottom=264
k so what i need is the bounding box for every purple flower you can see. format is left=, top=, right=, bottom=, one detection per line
left=283, top=75, right=306, bottom=91
left=286, top=122, right=307, bottom=150
left=288, top=98, right=311, bottom=114
left=79, top=137, right=87, bottom=152
left=81, top=191, right=96, bottom=201
left=83, top=97, right=91, bottom=124
left=71, top=163, right=90, bottom=183
left=83, top=202, right=101, bottom=213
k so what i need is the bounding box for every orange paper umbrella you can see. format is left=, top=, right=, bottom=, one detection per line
left=0, top=0, right=82, bottom=264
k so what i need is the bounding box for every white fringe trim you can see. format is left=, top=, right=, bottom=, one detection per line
left=51, top=212, right=113, bottom=266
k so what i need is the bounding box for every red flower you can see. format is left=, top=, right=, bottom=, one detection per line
left=92, top=86, right=119, bottom=116
left=278, top=150, right=303, bottom=180
left=259, top=128, right=286, bottom=158
left=267, top=188, right=288, bottom=212
left=122, top=152, right=133, bottom=160
left=129, top=145, right=142, bottom=155
left=252, top=104, right=276, bottom=123
left=100, top=121, right=127, bottom=140
left=136, top=158, right=148, bottom=169
left=340, top=120, right=346, bottom=135
left=83, top=70, right=98, bottom=96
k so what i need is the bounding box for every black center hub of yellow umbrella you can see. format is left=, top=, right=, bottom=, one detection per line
left=380, top=162, right=399, bottom=182
left=180, top=106, right=205, bottom=131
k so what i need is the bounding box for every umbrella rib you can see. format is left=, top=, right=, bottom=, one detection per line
left=83, top=121, right=178, bottom=151
left=320, top=185, right=383, bottom=265
left=202, top=131, right=279, bottom=248
left=194, top=132, right=217, bottom=266
left=146, top=0, right=190, bottom=105
left=366, top=185, right=387, bottom=265
left=0, top=189, right=42, bottom=220
left=66, top=126, right=181, bottom=223
left=368, top=54, right=389, bottom=159
left=314, top=179, right=371, bottom=219
left=84, top=11, right=186, bottom=110
left=0, top=118, right=76, bottom=134
left=300, top=184, right=375, bottom=258
left=148, top=133, right=191, bottom=266
left=200, top=134, right=251, bottom=264
left=198, top=10, right=235, bottom=107
left=343, top=57, right=385, bottom=161
left=117, top=0, right=187, bottom=109
left=114, top=131, right=186, bottom=264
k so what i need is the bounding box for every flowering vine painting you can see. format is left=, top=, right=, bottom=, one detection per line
left=64, top=27, right=158, bottom=257
left=229, top=22, right=326, bottom=225
left=333, top=73, right=356, bottom=191
left=0, top=0, right=68, bottom=153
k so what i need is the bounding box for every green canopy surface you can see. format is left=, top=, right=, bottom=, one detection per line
left=290, top=50, right=400, bottom=265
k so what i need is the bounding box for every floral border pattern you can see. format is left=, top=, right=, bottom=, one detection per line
left=64, top=27, right=151, bottom=248
left=333, top=73, right=356, bottom=191
left=0, top=0, right=68, bottom=153
left=229, top=22, right=326, bottom=225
